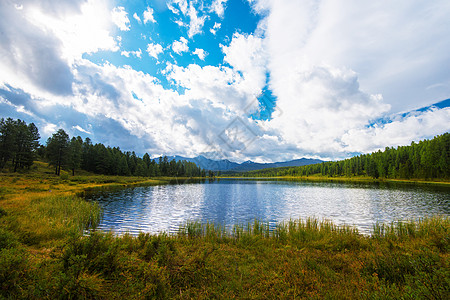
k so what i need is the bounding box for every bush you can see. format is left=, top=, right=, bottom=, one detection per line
left=62, top=232, right=119, bottom=276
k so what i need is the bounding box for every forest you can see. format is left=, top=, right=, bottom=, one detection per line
left=0, top=118, right=206, bottom=177
left=242, top=133, right=449, bottom=180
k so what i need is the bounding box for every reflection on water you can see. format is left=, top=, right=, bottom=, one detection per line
left=85, top=179, right=450, bottom=235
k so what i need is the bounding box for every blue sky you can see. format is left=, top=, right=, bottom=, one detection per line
left=1, top=0, right=449, bottom=162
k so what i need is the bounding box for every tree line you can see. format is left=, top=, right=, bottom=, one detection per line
left=0, top=118, right=40, bottom=172
left=242, top=133, right=449, bottom=180
left=46, top=129, right=208, bottom=177
left=1, top=118, right=207, bottom=177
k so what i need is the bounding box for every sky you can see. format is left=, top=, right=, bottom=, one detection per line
left=1, top=0, right=449, bottom=163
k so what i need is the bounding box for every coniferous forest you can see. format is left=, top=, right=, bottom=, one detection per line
left=242, top=133, right=449, bottom=180
left=0, top=118, right=205, bottom=177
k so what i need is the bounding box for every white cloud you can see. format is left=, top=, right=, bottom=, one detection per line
left=73, top=125, right=92, bottom=134
left=143, top=6, right=156, bottom=24
left=174, top=19, right=185, bottom=27
left=256, top=0, right=450, bottom=112
left=341, top=108, right=450, bottom=154
left=170, top=0, right=188, bottom=15
left=221, top=33, right=267, bottom=97
left=243, top=0, right=450, bottom=158
left=193, top=48, right=207, bottom=60
left=121, top=49, right=142, bottom=58
left=146, top=43, right=163, bottom=59
left=210, top=22, right=221, bottom=35
left=165, top=63, right=258, bottom=114
left=133, top=12, right=141, bottom=24
left=43, top=123, right=58, bottom=136
left=0, top=0, right=118, bottom=101
left=211, top=0, right=228, bottom=18
left=172, top=37, right=189, bottom=54
left=187, top=5, right=206, bottom=38
left=167, top=3, right=180, bottom=15
left=1, top=0, right=449, bottom=162
left=111, top=6, right=130, bottom=31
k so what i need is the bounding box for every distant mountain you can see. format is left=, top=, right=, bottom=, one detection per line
left=167, top=155, right=324, bottom=172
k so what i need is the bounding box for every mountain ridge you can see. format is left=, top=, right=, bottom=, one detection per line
left=166, top=155, right=324, bottom=172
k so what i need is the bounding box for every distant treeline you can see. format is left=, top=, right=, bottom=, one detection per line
left=242, top=133, right=449, bottom=180
left=0, top=118, right=207, bottom=177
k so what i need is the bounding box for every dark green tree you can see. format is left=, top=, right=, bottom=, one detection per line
left=46, top=129, right=70, bottom=175
left=13, top=121, right=40, bottom=171
left=0, top=118, right=40, bottom=171
left=0, top=118, right=17, bottom=169
left=68, top=136, right=83, bottom=176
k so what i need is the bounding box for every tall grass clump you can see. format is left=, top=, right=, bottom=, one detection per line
left=13, top=195, right=102, bottom=245
left=273, top=218, right=362, bottom=250
left=372, top=217, right=449, bottom=245
left=178, top=221, right=228, bottom=242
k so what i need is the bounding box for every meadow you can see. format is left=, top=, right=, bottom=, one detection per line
left=0, top=162, right=449, bottom=299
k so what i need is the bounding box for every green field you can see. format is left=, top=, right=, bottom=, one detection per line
left=1, top=162, right=449, bottom=299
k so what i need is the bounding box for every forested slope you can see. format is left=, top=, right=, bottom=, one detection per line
left=242, top=133, right=449, bottom=180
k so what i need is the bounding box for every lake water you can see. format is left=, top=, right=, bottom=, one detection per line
left=85, top=179, right=450, bottom=235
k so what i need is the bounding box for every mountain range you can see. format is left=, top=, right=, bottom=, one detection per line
left=167, top=155, right=324, bottom=172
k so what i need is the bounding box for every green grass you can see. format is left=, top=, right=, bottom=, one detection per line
left=0, top=162, right=449, bottom=299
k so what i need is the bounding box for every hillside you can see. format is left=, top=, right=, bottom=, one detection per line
left=240, top=133, right=450, bottom=181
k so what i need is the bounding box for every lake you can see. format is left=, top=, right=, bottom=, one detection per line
left=85, top=179, right=450, bottom=235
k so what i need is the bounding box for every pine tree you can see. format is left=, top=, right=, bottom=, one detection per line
left=68, top=136, right=83, bottom=176
left=46, top=129, right=70, bottom=175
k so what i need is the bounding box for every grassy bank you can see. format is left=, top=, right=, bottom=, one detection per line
left=1, top=163, right=449, bottom=299
left=222, top=174, right=450, bottom=187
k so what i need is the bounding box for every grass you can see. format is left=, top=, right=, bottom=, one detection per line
left=0, top=161, right=449, bottom=298
left=222, top=174, right=450, bottom=187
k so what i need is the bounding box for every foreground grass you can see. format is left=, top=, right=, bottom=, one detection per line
left=1, top=163, right=449, bottom=299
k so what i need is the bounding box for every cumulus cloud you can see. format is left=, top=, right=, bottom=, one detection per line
left=255, top=0, right=450, bottom=112
left=146, top=43, right=163, bottom=59
left=221, top=33, right=267, bottom=98
left=1, top=0, right=449, bottom=163
left=172, top=37, right=189, bottom=54
left=111, top=6, right=130, bottom=31
left=0, top=0, right=117, bottom=97
left=241, top=0, right=450, bottom=159
left=143, top=6, right=156, bottom=24
left=193, top=48, right=207, bottom=60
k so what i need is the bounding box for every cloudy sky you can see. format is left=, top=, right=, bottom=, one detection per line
left=1, top=0, right=449, bottom=162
